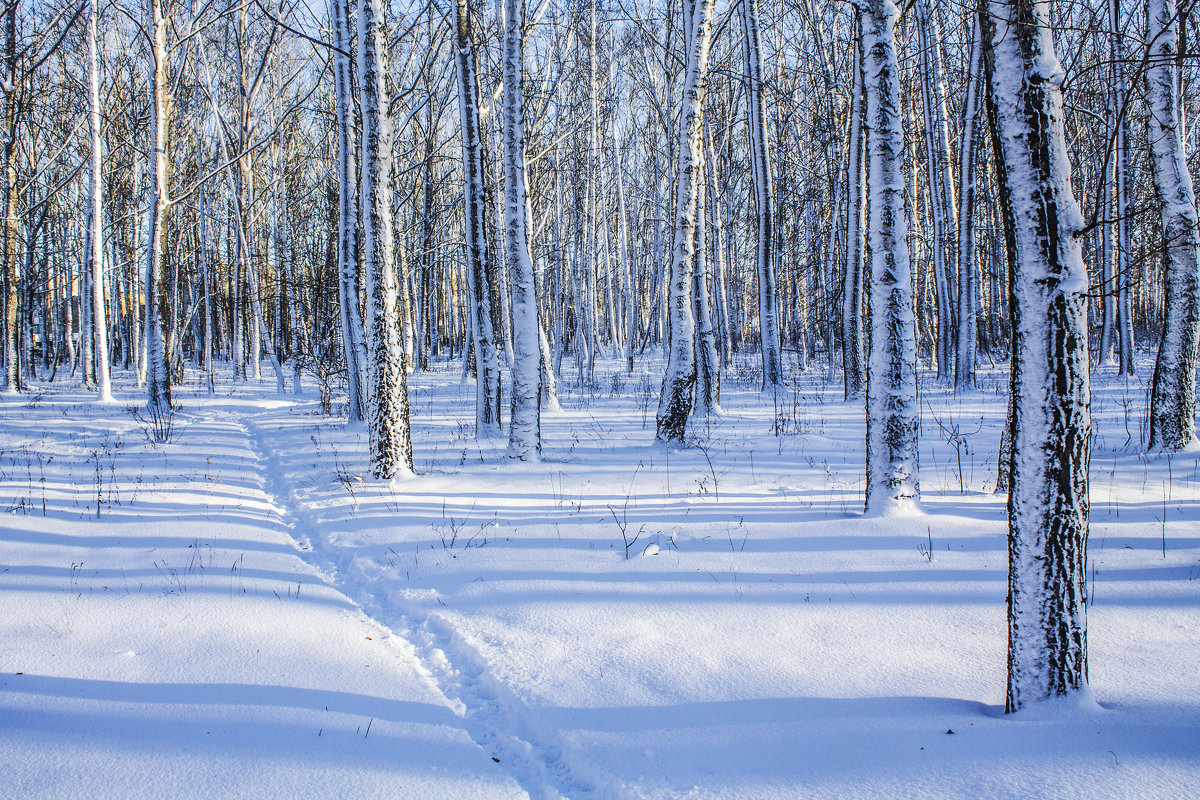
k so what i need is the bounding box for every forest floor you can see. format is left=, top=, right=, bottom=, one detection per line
left=1, top=356, right=1197, bottom=799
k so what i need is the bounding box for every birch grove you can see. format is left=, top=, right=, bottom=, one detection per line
left=5, top=0, right=1200, bottom=714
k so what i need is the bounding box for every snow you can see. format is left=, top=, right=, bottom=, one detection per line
left=1, top=358, right=1198, bottom=798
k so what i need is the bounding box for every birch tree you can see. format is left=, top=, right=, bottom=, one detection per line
left=843, top=9, right=865, bottom=401
left=985, top=0, right=1092, bottom=713
left=454, top=0, right=502, bottom=437
left=1111, top=0, right=1135, bottom=376
left=359, top=0, right=413, bottom=477
left=502, top=0, right=542, bottom=460
left=88, top=0, right=111, bottom=402
left=331, top=0, right=368, bottom=422
left=2, top=2, right=19, bottom=393
left=860, top=0, right=919, bottom=515
left=741, top=0, right=781, bottom=394
left=656, top=0, right=715, bottom=444
left=915, top=0, right=957, bottom=384
left=145, top=0, right=172, bottom=415
left=1146, top=0, right=1200, bottom=452
left=955, top=12, right=983, bottom=392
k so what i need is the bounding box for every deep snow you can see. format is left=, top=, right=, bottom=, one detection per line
left=1, top=357, right=1197, bottom=799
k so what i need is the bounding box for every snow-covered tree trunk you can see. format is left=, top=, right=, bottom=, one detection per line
left=915, top=0, right=958, bottom=383
left=145, top=0, right=171, bottom=414
left=454, top=0, right=502, bottom=437
left=331, top=0, right=367, bottom=422
left=502, top=0, right=542, bottom=460
left=985, top=0, right=1092, bottom=713
left=692, top=145, right=720, bottom=416
left=1147, top=0, right=1200, bottom=452
left=741, top=0, right=781, bottom=394
left=704, top=116, right=733, bottom=368
left=615, top=137, right=637, bottom=373
left=88, top=0, right=112, bottom=401
left=861, top=0, right=919, bottom=515
left=0, top=2, right=17, bottom=394
left=1111, top=0, right=1135, bottom=376
left=81, top=210, right=95, bottom=385
left=843, top=10, right=866, bottom=401
left=1098, top=142, right=1117, bottom=365
left=198, top=150, right=214, bottom=395
left=955, top=12, right=983, bottom=392
left=656, top=0, right=715, bottom=443
left=359, top=0, right=413, bottom=477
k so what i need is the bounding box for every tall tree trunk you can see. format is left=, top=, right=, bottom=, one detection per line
left=862, top=0, right=919, bottom=515
left=656, top=0, right=715, bottom=443
left=145, top=0, right=171, bottom=414
left=985, top=0, right=1092, bottom=713
left=331, top=0, right=368, bottom=421
left=615, top=135, right=637, bottom=373
left=1147, top=0, right=1200, bottom=451
left=955, top=11, right=983, bottom=392
left=915, top=0, right=958, bottom=383
left=359, top=0, right=413, bottom=477
left=843, top=9, right=866, bottom=400
left=198, top=148, right=214, bottom=395
left=1111, top=0, right=1136, bottom=375
left=502, top=0, right=542, bottom=460
left=454, top=0, right=502, bottom=437
left=704, top=117, right=733, bottom=369
left=1099, top=127, right=1117, bottom=365
left=741, top=0, right=782, bottom=393
left=1, top=1, right=19, bottom=393
left=692, top=140, right=720, bottom=416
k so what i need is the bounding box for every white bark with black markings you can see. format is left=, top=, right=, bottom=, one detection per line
left=985, top=0, right=1092, bottom=713
left=1147, top=0, right=1200, bottom=452
left=359, top=0, right=413, bottom=477
left=502, top=0, right=542, bottom=460
left=860, top=0, right=919, bottom=515
left=656, top=0, right=715, bottom=444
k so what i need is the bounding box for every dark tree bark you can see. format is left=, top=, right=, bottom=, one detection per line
left=984, top=0, right=1092, bottom=713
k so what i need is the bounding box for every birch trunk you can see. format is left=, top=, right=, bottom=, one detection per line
left=741, top=0, right=781, bottom=393
left=1, top=2, right=18, bottom=393
left=502, top=0, right=542, bottom=460
left=145, top=0, right=171, bottom=414
left=843, top=10, right=866, bottom=401
left=198, top=150, right=214, bottom=395
left=1147, top=0, right=1200, bottom=451
left=82, top=211, right=95, bottom=385
left=692, top=141, right=720, bottom=416
left=359, top=0, right=413, bottom=477
left=1111, top=0, right=1136, bottom=375
left=955, top=12, right=983, bottom=392
left=331, top=0, right=368, bottom=421
left=1098, top=133, right=1117, bottom=365
left=862, top=0, right=919, bottom=515
left=454, top=0, right=502, bottom=436
left=615, top=137, right=637, bottom=373
left=915, top=0, right=958, bottom=383
left=656, top=0, right=715, bottom=443
left=985, top=0, right=1092, bottom=713
left=704, top=115, right=733, bottom=368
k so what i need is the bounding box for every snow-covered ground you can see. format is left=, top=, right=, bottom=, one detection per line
left=1, top=358, right=1197, bottom=799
